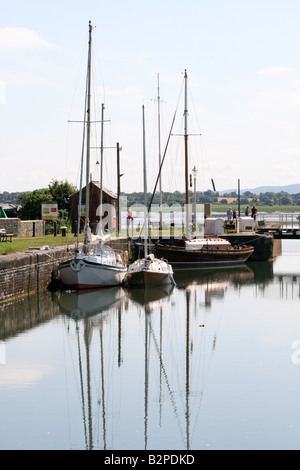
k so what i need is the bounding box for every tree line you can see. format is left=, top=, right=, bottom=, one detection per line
left=1, top=182, right=300, bottom=234
left=0, top=180, right=77, bottom=234
left=125, top=189, right=300, bottom=207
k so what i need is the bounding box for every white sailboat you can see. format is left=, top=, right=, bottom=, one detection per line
left=125, top=105, right=175, bottom=288
left=58, top=22, right=127, bottom=289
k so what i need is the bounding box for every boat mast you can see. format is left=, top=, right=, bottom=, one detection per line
left=184, top=69, right=189, bottom=236
left=85, top=21, right=93, bottom=226
left=99, top=103, right=105, bottom=230
left=142, top=105, right=148, bottom=257
left=157, top=74, right=163, bottom=231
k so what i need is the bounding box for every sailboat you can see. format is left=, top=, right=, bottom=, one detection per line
left=58, top=22, right=127, bottom=289
left=155, top=70, right=254, bottom=268
left=125, top=106, right=175, bottom=288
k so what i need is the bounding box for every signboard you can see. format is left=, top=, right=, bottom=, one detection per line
left=41, top=204, right=58, bottom=220
left=80, top=204, right=86, bottom=217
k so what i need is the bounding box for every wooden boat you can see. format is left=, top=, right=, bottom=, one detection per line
left=155, top=236, right=254, bottom=268
left=155, top=70, right=254, bottom=268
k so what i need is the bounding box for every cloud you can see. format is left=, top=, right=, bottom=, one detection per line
left=0, top=27, right=54, bottom=50
left=258, top=66, right=294, bottom=80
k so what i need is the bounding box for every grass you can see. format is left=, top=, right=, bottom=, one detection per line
left=0, top=234, right=81, bottom=255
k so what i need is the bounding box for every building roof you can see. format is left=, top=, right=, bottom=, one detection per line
left=90, top=181, right=117, bottom=200
left=72, top=181, right=118, bottom=200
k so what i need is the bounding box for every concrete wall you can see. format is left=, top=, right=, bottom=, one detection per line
left=0, top=218, right=44, bottom=236
left=0, top=237, right=130, bottom=302
left=0, top=245, right=76, bottom=302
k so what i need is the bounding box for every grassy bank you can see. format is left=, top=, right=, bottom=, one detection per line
left=0, top=234, right=81, bottom=256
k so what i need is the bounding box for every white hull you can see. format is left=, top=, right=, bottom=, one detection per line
left=58, top=255, right=127, bottom=289
left=125, top=255, right=175, bottom=288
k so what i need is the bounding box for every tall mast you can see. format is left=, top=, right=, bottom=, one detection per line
left=142, top=105, right=148, bottom=257
left=85, top=21, right=93, bottom=222
left=184, top=69, right=189, bottom=235
left=157, top=74, right=163, bottom=231
left=99, top=103, right=105, bottom=223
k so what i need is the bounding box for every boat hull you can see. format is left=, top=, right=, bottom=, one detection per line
left=125, top=270, right=173, bottom=288
left=125, top=257, right=174, bottom=288
left=58, top=258, right=127, bottom=289
left=155, top=242, right=254, bottom=269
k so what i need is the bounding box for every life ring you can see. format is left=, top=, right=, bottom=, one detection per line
left=70, top=259, right=85, bottom=272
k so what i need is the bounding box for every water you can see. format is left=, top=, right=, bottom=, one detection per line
left=1, top=240, right=300, bottom=450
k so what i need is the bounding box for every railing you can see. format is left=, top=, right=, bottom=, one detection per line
left=279, top=214, right=300, bottom=230
left=257, top=213, right=300, bottom=230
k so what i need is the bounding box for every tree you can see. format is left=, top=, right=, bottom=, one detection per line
left=19, top=189, right=53, bottom=220
left=48, top=179, right=77, bottom=213
left=243, top=191, right=255, bottom=198
left=279, top=194, right=293, bottom=205
left=18, top=179, right=77, bottom=223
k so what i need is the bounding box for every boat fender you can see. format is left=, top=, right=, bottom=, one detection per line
left=124, top=250, right=129, bottom=263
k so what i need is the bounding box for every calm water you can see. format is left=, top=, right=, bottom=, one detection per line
left=1, top=240, right=300, bottom=450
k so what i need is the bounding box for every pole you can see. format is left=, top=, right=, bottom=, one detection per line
left=184, top=70, right=189, bottom=236
left=99, top=103, right=105, bottom=221
left=142, top=105, right=148, bottom=257
left=157, top=74, right=163, bottom=232
left=193, top=166, right=197, bottom=230
left=85, top=21, right=92, bottom=224
left=117, top=142, right=121, bottom=233
left=238, top=179, right=240, bottom=217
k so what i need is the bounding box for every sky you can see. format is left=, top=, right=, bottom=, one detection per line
left=1, top=0, right=300, bottom=196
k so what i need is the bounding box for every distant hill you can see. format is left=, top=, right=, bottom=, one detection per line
left=219, top=184, right=300, bottom=195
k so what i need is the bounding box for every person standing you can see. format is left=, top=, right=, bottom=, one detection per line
left=245, top=206, right=249, bottom=216
left=227, top=207, right=233, bottom=221
left=251, top=205, right=257, bottom=220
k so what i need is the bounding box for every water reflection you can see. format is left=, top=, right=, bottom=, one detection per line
left=125, top=284, right=174, bottom=313
left=174, top=265, right=254, bottom=308
left=57, top=287, right=126, bottom=319
left=1, top=247, right=300, bottom=449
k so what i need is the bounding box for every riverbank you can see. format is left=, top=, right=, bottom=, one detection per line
left=0, top=237, right=130, bottom=303
left=0, top=234, right=81, bottom=256
left=0, top=244, right=76, bottom=303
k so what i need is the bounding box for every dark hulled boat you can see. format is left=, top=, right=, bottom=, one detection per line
left=155, top=237, right=254, bottom=269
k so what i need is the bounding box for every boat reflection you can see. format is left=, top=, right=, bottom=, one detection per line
left=173, top=265, right=254, bottom=307
left=57, top=286, right=125, bottom=320
left=58, top=287, right=126, bottom=450
left=125, top=284, right=174, bottom=313
left=174, top=265, right=254, bottom=289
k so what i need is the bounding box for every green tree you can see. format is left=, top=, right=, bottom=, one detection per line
left=48, top=179, right=77, bottom=213
left=19, top=189, right=53, bottom=220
